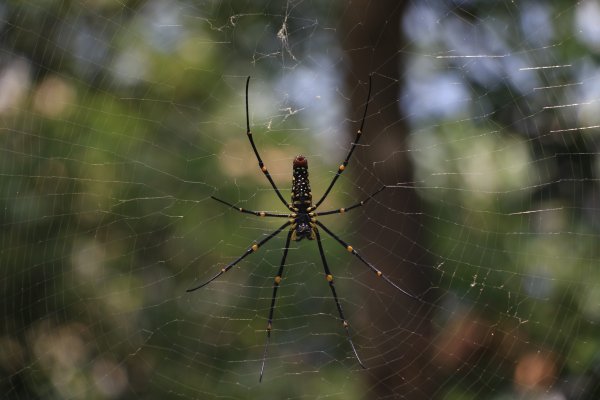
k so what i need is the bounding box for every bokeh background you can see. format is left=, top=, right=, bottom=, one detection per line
left=1, top=1, right=600, bottom=399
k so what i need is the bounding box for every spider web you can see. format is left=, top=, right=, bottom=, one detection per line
left=1, top=1, right=600, bottom=399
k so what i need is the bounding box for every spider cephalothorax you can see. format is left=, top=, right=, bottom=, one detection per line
left=187, top=76, right=418, bottom=382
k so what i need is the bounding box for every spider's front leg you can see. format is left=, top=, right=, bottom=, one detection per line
left=260, top=229, right=293, bottom=382
left=186, top=221, right=291, bottom=292
left=315, top=220, right=419, bottom=300
left=314, top=227, right=365, bottom=369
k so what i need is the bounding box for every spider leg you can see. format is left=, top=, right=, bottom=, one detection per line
left=259, top=229, right=293, bottom=382
left=211, top=196, right=293, bottom=218
left=314, top=185, right=386, bottom=216
left=186, top=221, right=291, bottom=292
left=315, top=220, right=418, bottom=300
left=314, top=227, right=365, bottom=369
left=245, top=77, right=292, bottom=210
left=314, top=75, right=372, bottom=209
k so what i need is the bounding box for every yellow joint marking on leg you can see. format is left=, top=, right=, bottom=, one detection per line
left=376, top=271, right=382, bottom=277
left=221, top=268, right=226, bottom=272
left=274, top=276, right=282, bottom=285
left=346, top=245, right=354, bottom=252
left=267, top=322, right=272, bottom=331
left=343, top=320, right=349, bottom=328
left=259, top=211, right=266, bottom=217
left=357, top=129, right=362, bottom=135
left=251, top=244, right=259, bottom=252
left=239, top=207, right=243, bottom=211
left=326, top=274, right=333, bottom=282
left=261, top=166, right=268, bottom=172
left=308, top=212, right=315, bottom=217
left=310, top=218, right=316, bottom=223
left=339, top=164, right=345, bottom=171
left=340, top=208, right=346, bottom=213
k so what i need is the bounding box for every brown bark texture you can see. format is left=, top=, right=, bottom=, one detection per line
left=341, top=2, right=434, bottom=398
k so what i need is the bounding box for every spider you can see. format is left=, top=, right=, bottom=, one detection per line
left=187, top=76, right=417, bottom=381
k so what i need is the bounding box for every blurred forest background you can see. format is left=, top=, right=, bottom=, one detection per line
left=1, top=0, right=600, bottom=399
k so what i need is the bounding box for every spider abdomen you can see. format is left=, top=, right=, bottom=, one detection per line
left=291, top=155, right=315, bottom=240
left=291, top=155, right=312, bottom=208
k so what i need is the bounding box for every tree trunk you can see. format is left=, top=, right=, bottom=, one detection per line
left=341, top=2, right=434, bottom=398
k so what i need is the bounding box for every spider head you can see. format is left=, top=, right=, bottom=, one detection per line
left=292, top=213, right=315, bottom=241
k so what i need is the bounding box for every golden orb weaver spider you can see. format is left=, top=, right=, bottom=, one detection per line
left=187, top=76, right=417, bottom=381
